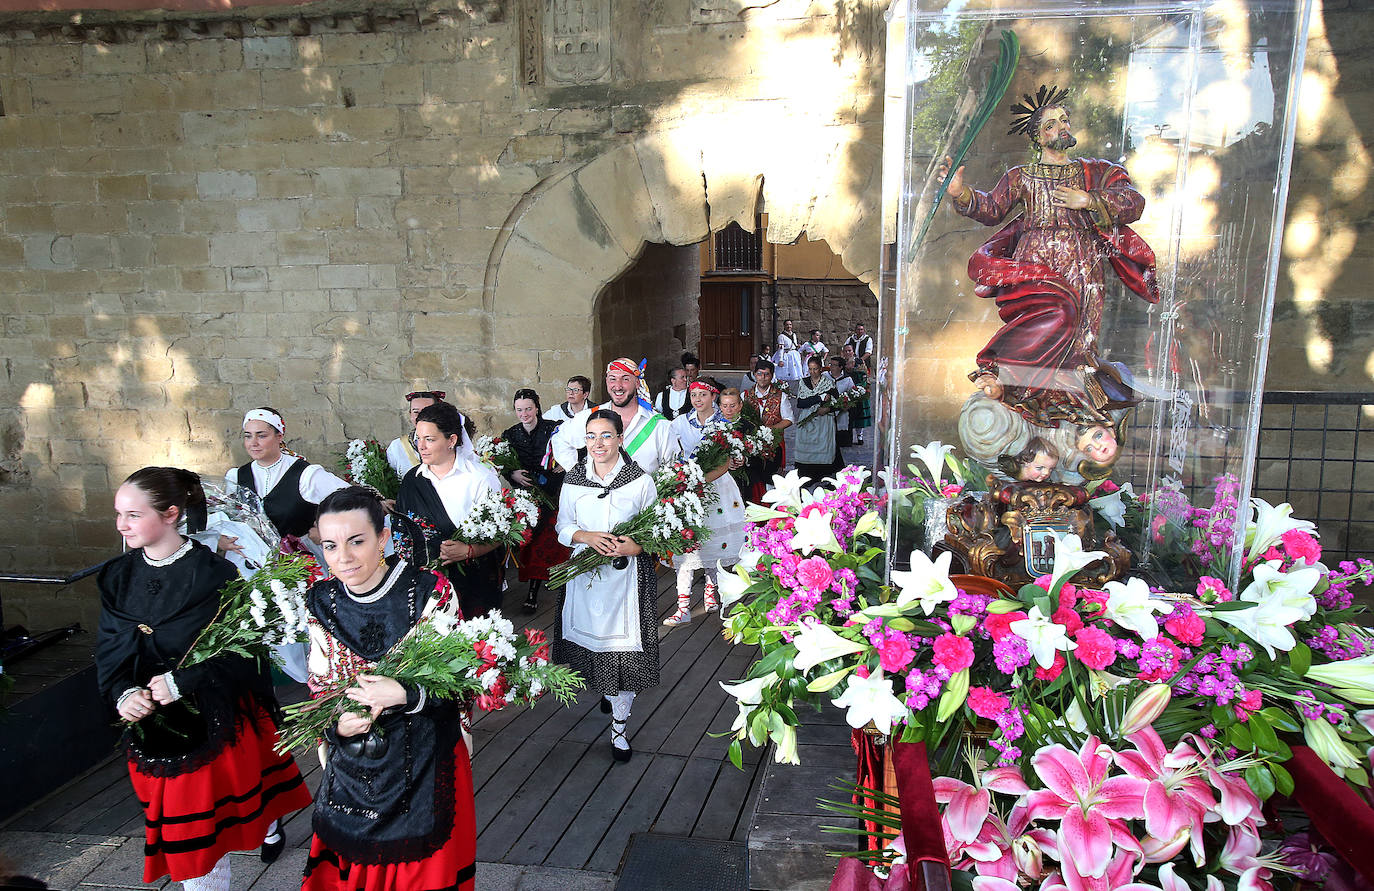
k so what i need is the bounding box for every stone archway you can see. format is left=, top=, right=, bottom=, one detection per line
left=479, top=118, right=885, bottom=406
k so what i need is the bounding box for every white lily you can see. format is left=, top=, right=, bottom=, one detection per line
left=1305, top=654, right=1374, bottom=696
left=715, top=561, right=751, bottom=611
left=825, top=465, right=872, bottom=494
left=791, top=509, right=842, bottom=556
left=1241, top=560, right=1320, bottom=622
left=1244, top=497, right=1317, bottom=563
left=1210, top=593, right=1302, bottom=661
left=1009, top=605, right=1076, bottom=669
left=1101, top=576, right=1167, bottom=640
left=773, top=722, right=800, bottom=765
left=744, top=503, right=789, bottom=523
left=1088, top=483, right=1134, bottom=528
left=877, top=467, right=916, bottom=498
left=792, top=620, right=867, bottom=674
left=735, top=546, right=764, bottom=573
left=762, top=469, right=811, bottom=511
left=908, top=441, right=954, bottom=490
left=1048, top=532, right=1108, bottom=590
left=853, top=510, right=886, bottom=540
left=1303, top=717, right=1363, bottom=777
left=888, top=549, right=958, bottom=615
left=722, top=672, right=779, bottom=744
left=832, top=669, right=909, bottom=736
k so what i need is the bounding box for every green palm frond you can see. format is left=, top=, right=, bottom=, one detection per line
left=908, top=29, right=1020, bottom=261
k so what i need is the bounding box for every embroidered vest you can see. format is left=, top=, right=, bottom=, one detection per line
left=236, top=459, right=315, bottom=537
left=745, top=387, right=784, bottom=427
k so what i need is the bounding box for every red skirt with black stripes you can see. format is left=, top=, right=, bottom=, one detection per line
left=129, top=706, right=312, bottom=883
left=301, top=741, right=476, bottom=891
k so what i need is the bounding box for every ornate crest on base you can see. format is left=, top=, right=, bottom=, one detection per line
left=940, top=482, right=1131, bottom=587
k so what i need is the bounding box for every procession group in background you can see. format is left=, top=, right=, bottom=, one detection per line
left=93, top=328, right=872, bottom=890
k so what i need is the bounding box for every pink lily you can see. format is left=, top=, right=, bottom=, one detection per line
left=1024, top=737, right=1148, bottom=878
left=1217, top=820, right=1264, bottom=875
left=1057, top=844, right=1144, bottom=891
left=1156, top=863, right=1223, bottom=891
left=1115, top=727, right=1216, bottom=864
left=934, top=764, right=1030, bottom=845
left=1185, top=734, right=1263, bottom=826
left=1139, top=827, right=1191, bottom=864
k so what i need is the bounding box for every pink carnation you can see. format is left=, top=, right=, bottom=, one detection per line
left=1165, top=612, right=1206, bottom=646
left=967, top=686, right=1009, bottom=719
left=877, top=633, right=915, bottom=674
left=984, top=611, right=1027, bottom=642
left=932, top=634, right=975, bottom=673
left=1235, top=688, right=1263, bottom=721
left=1281, top=529, right=1322, bottom=566
left=795, top=556, right=835, bottom=592
left=1033, top=574, right=1054, bottom=590
left=1053, top=606, right=1084, bottom=637
left=1073, top=626, right=1117, bottom=670
left=1034, top=651, right=1066, bottom=681
left=1058, top=583, right=1079, bottom=610
left=940, top=483, right=964, bottom=497
left=1097, top=480, right=1120, bottom=494
left=1197, top=576, right=1233, bottom=602
left=1078, top=587, right=1110, bottom=611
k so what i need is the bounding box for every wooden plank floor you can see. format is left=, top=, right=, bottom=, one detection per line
left=1, top=565, right=762, bottom=886
left=472, top=565, right=762, bottom=873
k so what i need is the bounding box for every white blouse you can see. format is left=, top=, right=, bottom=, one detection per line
left=224, top=454, right=348, bottom=505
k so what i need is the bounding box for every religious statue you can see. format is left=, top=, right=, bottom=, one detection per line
left=939, top=86, right=1159, bottom=480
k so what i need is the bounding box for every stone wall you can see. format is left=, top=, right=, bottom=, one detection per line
left=0, top=0, right=890, bottom=576
left=774, top=280, right=877, bottom=362
left=593, top=241, right=700, bottom=394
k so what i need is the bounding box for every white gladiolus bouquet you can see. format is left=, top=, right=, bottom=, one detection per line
left=547, top=459, right=716, bottom=588
left=473, top=435, right=521, bottom=476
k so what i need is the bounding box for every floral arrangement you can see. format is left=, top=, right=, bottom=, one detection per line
left=473, top=434, right=521, bottom=476
left=547, top=458, right=715, bottom=589
left=694, top=421, right=776, bottom=474
left=718, top=462, right=1374, bottom=887
left=179, top=554, right=325, bottom=671
left=338, top=439, right=401, bottom=501
left=430, top=485, right=540, bottom=572
left=276, top=610, right=584, bottom=752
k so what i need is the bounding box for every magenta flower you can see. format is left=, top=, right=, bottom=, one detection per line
left=876, top=632, right=915, bottom=674
left=1114, top=727, right=1215, bottom=863
left=933, top=633, right=975, bottom=673
left=1072, top=627, right=1117, bottom=670
left=1024, top=736, right=1148, bottom=878
left=794, top=555, right=834, bottom=592
left=967, top=686, right=1009, bottom=719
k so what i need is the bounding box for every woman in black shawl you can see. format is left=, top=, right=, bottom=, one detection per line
left=502, top=387, right=568, bottom=613
left=299, top=487, right=475, bottom=891
left=395, top=401, right=505, bottom=617
left=96, top=467, right=310, bottom=891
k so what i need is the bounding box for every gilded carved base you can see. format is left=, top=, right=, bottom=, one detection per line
left=940, top=482, right=1131, bottom=587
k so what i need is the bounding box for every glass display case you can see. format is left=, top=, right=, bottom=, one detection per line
left=876, top=0, right=1312, bottom=589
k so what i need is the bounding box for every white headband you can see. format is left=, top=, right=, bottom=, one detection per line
left=243, top=409, right=285, bottom=434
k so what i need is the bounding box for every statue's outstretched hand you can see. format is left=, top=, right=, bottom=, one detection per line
left=973, top=372, right=1004, bottom=400
left=1051, top=185, right=1091, bottom=210
left=936, top=155, right=965, bottom=198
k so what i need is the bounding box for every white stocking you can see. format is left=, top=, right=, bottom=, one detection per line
left=675, top=562, right=696, bottom=609
left=609, top=691, right=635, bottom=750
left=263, top=819, right=281, bottom=844
left=181, top=854, right=230, bottom=891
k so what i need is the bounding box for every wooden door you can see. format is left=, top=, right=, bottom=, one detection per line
left=699, top=281, right=756, bottom=368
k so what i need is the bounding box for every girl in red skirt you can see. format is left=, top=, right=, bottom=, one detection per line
left=97, top=467, right=312, bottom=890
left=301, top=487, right=476, bottom=891
left=503, top=387, right=570, bottom=613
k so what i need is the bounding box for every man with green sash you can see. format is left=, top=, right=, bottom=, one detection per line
left=551, top=357, right=681, bottom=474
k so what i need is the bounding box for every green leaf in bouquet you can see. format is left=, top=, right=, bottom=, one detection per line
left=1348, top=764, right=1371, bottom=787
left=1245, top=763, right=1276, bottom=800
left=1258, top=704, right=1302, bottom=737
left=1271, top=760, right=1295, bottom=796
left=1017, top=583, right=1044, bottom=601
left=1228, top=723, right=1253, bottom=751
left=728, top=738, right=743, bottom=770
left=751, top=647, right=794, bottom=679
left=1208, top=600, right=1258, bottom=613
left=1248, top=713, right=1280, bottom=753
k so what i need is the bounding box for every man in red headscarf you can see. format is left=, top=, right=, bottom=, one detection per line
left=551, top=358, right=681, bottom=474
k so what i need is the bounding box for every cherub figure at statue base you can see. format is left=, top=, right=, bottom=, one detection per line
left=957, top=392, right=1128, bottom=485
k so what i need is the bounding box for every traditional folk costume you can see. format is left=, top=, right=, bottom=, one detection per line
left=772, top=331, right=805, bottom=385
left=832, top=367, right=856, bottom=448
left=843, top=332, right=874, bottom=366
left=652, top=385, right=689, bottom=420
left=794, top=374, right=843, bottom=484
left=301, top=560, right=476, bottom=891
left=551, top=360, right=681, bottom=477
left=847, top=363, right=872, bottom=444
left=554, top=453, right=660, bottom=759
left=543, top=400, right=582, bottom=428
left=95, top=539, right=311, bottom=889
left=501, top=418, right=569, bottom=586
left=385, top=433, right=423, bottom=480
left=799, top=338, right=828, bottom=367
left=663, top=385, right=747, bottom=627
left=396, top=452, right=505, bottom=618
left=742, top=383, right=793, bottom=503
